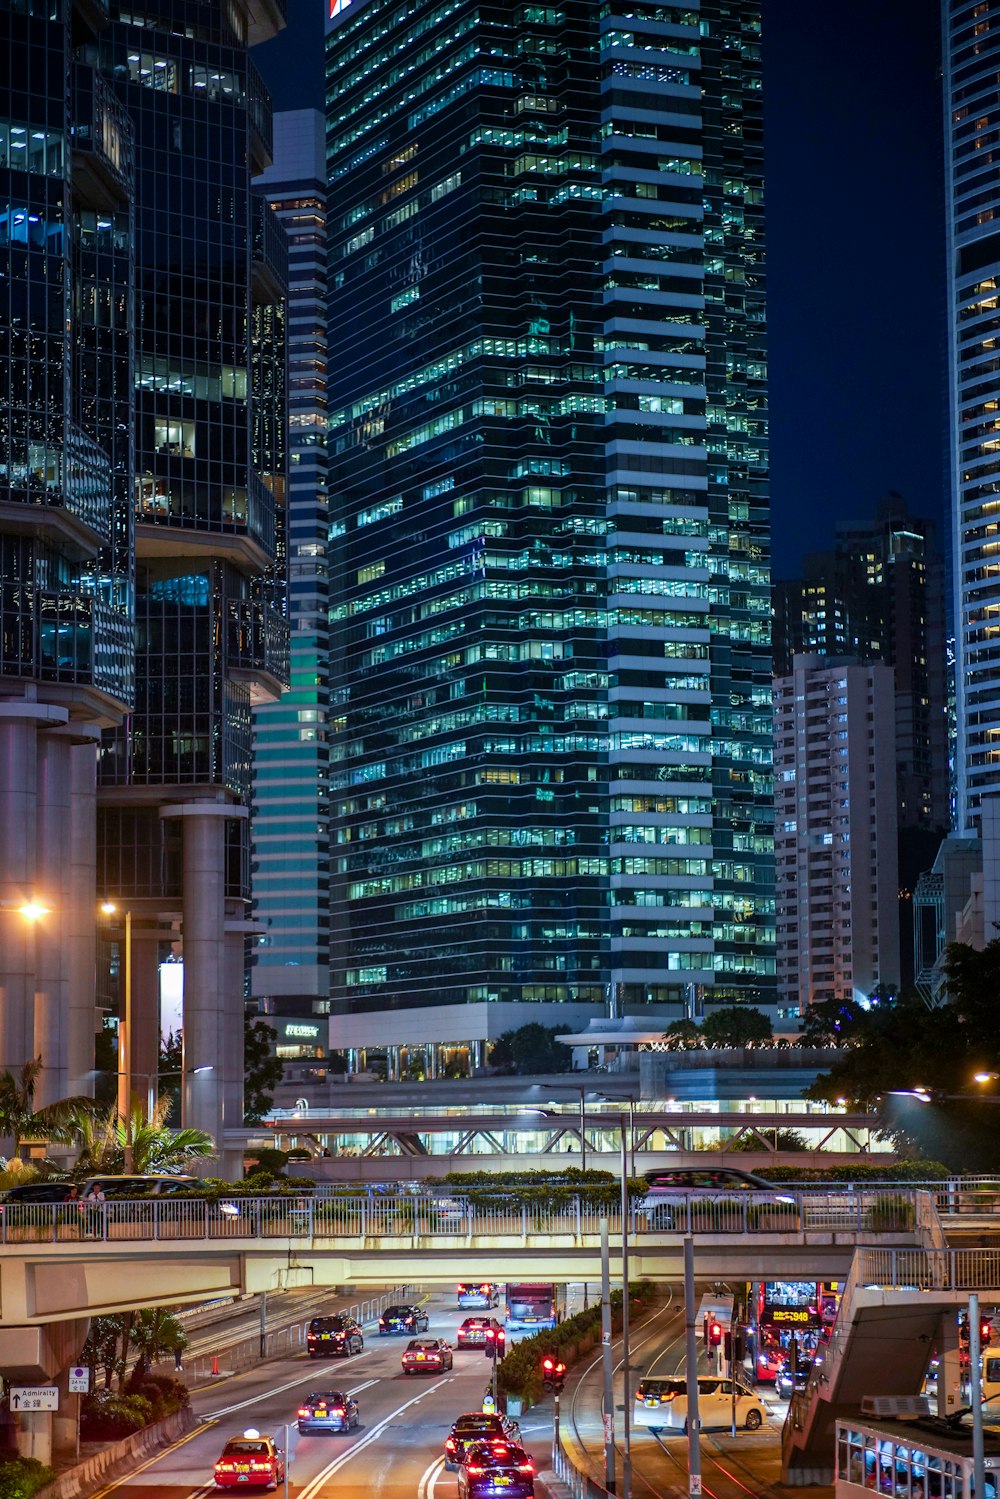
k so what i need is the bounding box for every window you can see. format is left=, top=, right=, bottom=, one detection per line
left=153, top=420, right=195, bottom=457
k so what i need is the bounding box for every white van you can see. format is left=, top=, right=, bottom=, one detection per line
left=633, top=1376, right=766, bottom=1434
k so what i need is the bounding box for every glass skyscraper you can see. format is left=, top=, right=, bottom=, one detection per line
left=326, top=0, right=773, bottom=1040
left=944, top=0, right=1000, bottom=832
left=252, top=111, right=331, bottom=1028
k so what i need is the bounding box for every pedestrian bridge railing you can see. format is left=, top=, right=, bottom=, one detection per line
left=0, top=1188, right=930, bottom=1247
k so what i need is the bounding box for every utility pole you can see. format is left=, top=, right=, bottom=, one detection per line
left=971, top=1293, right=985, bottom=1499
left=620, top=1129, right=631, bottom=1499
left=601, top=1216, right=616, bottom=1492
left=684, top=1237, right=703, bottom=1498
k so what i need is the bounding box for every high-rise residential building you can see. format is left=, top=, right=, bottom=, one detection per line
left=774, top=655, right=900, bottom=1015
left=251, top=111, right=331, bottom=1036
left=0, top=0, right=136, bottom=1108
left=944, top=0, right=1000, bottom=832
left=325, top=0, right=773, bottom=1061
left=88, top=0, right=288, bottom=1158
left=772, top=494, right=948, bottom=834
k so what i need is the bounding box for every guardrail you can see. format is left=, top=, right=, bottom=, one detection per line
left=181, top=1286, right=411, bottom=1384
left=552, top=1434, right=610, bottom=1499
left=0, top=1190, right=926, bottom=1246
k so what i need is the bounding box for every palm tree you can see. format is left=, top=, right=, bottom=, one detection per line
left=70, top=1093, right=215, bottom=1175
left=0, top=1057, right=94, bottom=1160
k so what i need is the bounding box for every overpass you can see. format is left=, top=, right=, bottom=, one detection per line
left=0, top=1187, right=933, bottom=1338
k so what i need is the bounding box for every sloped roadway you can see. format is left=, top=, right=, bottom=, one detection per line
left=88, top=1294, right=552, bottom=1499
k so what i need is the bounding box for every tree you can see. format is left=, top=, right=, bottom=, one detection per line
left=244, top=1019, right=284, bottom=1123
left=702, top=1007, right=773, bottom=1047
left=804, top=942, right=1000, bottom=1169
left=490, top=1024, right=572, bottom=1075
left=70, top=1093, right=215, bottom=1175
left=0, top=1057, right=93, bottom=1160
left=663, top=1020, right=702, bottom=1049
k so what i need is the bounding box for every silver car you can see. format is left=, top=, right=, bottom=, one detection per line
left=296, top=1391, right=360, bottom=1433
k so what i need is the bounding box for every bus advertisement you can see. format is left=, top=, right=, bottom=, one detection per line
left=506, top=1283, right=562, bottom=1332
left=757, top=1281, right=821, bottom=1329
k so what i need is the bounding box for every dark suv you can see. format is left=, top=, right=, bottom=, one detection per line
left=444, top=1414, right=522, bottom=1470
left=306, top=1315, right=364, bottom=1358
left=378, top=1304, right=429, bottom=1335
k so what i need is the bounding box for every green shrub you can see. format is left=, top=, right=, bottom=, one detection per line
left=81, top=1390, right=155, bottom=1441
left=751, top=1160, right=950, bottom=1184
left=0, top=1457, right=55, bottom=1499
left=863, top=1194, right=916, bottom=1231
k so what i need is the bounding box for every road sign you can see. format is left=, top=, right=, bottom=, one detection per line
left=9, top=1387, right=58, bottom=1412
left=689, top=1479, right=702, bottom=1497
left=68, top=1368, right=90, bottom=1394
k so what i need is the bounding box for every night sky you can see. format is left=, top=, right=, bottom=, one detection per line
left=255, top=1, right=946, bottom=577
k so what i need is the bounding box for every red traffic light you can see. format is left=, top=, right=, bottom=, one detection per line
left=542, top=1356, right=555, bottom=1372
left=983, top=1321, right=993, bottom=1343
left=709, top=1322, right=723, bottom=1347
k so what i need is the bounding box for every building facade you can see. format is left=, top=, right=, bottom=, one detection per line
left=0, top=0, right=136, bottom=1107
left=251, top=110, right=331, bottom=1022
left=944, top=0, right=1000, bottom=832
left=774, top=655, right=900, bottom=1015
left=325, top=0, right=773, bottom=1047
left=89, top=0, right=288, bottom=1152
left=773, top=494, right=948, bottom=835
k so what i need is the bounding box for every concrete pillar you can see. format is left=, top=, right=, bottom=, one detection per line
left=160, top=801, right=247, bottom=1164
left=130, top=930, right=162, bottom=1117
left=51, top=1366, right=79, bottom=1464
left=15, top=1410, right=53, bottom=1466
left=66, top=737, right=99, bottom=1099
left=222, top=923, right=247, bottom=1176
left=34, top=730, right=72, bottom=1108
left=0, top=710, right=41, bottom=1081
left=939, top=1308, right=962, bottom=1415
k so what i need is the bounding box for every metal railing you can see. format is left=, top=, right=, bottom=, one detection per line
left=0, top=1189, right=927, bottom=1246
left=181, top=1286, right=410, bottom=1385
left=552, top=1433, right=611, bottom=1499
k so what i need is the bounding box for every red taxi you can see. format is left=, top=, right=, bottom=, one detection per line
left=402, top=1337, right=454, bottom=1373
left=213, top=1431, right=286, bottom=1489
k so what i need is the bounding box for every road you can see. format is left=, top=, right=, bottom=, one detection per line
left=94, top=1295, right=551, bottom=1499
left=562, top=1291, right=829, bottom=1499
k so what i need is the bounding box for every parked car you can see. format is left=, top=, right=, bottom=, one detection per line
left=76, top=1174, right=198, bottom=1199
left=0, top=1180, right=74, bottom=1206
left=633, top=1376, right=766, bottom=1434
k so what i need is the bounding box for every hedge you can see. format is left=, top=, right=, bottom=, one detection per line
left=0, top=1459, right=54, bottom=1499
left=751, top=1160, right=951, bottom=1184
left=497, top=1281, right=656, bottom=1407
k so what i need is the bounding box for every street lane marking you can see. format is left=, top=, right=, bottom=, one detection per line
left=87, top=1419, right=217, bottom=1499
left=205, top=1357, right=375, bottom=1419
left=297, top=1376, right=455, bottom=1499
left=418, top=1456, right=446, bottom=1499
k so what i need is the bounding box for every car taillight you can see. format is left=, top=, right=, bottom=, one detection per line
left=518, top=1463, right=534, bottom=1474
left=446, top=1439, right=456, bottom=1451
left=467, top=1467, right=484, bottom=1476
left=332, top=1408, right=345, bottom=1416
left=249, top=1462, right=272, bottom=1473
left=298, top=1408, right=310, bottom=1418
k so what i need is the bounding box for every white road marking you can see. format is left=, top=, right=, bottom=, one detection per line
left=205, top=1356, right=375, bottom=1419
left=297, top=1376, right=456, bottom=1499
left=417, top=1456, right=446, bottom=1499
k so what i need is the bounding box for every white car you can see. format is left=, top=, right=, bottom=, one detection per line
left=633, top=1376, right=766, bottom=1434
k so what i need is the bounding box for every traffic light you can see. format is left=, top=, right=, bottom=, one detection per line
left=541, top=1355, right=566, bottom=1393
left=709, top=1322, right=723, bottom=1350
left=485, top=1326, right=506, bottom=1361
left=496, top=1328, right=506, bottom=1362
left=983, top=1320, right=993, bottom=1347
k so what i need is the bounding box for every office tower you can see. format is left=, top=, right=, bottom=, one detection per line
left=773, top=495, right=948, bottom=834
left=90, top=0, right=288, bottom=1157
left=0, top=0, right=135, bottom=1107
left=944, top=0, right=1000, bottom=831
left=251, top=111, right=331, bottom=1037
left=326, top=0, right=773, bottom=1056
left=774, top=655, right=900, bottom=1015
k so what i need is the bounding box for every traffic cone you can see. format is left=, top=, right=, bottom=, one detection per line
left=212, top=1354, right=219, bottom=1376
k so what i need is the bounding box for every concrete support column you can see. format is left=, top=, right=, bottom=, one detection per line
left=35, top=731, right=72, bottom=1108
left=51, top=1366, right=79, bottom=1465
left=223, top=923, right=247, bottom=1174
left=66, top=738, right=99, bottom=1099
left=161, top=801, right=247, bottom=1164
left=130, top=930, right=162, bottom=1118
left=0, top=704, right=68, bottom=1120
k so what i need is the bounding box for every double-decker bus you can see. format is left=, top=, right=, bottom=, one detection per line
left=505, top=1283, right=562, bottom=1333
left=757, top=1280, right=821, bottom=1331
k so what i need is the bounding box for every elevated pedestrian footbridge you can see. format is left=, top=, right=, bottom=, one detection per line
left=782, top=1240, right=1000, bottom=1486
left=0, top=1188, right=934, bottom=1332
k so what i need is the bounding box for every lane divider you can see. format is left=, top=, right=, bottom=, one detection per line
left=205, top=1355, right=376, bottom=1420
left=417, top=1455, right=446, bottom=1499
left=296, top=1375, right=456, bottom=1499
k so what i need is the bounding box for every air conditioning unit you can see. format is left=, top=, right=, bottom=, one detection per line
left=860, top=1396, right=931, bottom=1420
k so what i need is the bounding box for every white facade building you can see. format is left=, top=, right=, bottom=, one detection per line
left=774, top=655, right=900, bottom=1014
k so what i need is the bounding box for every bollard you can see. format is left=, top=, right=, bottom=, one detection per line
left=212, top=1354, right=220, bottom=1376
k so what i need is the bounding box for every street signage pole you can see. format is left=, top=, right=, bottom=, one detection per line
left=684, top=1238, right=703, bottom=1498
left=601, top=1215, right=616, bottom=1492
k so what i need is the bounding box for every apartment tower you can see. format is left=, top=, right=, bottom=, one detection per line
left=326, top=0, right=773, bottom=1054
